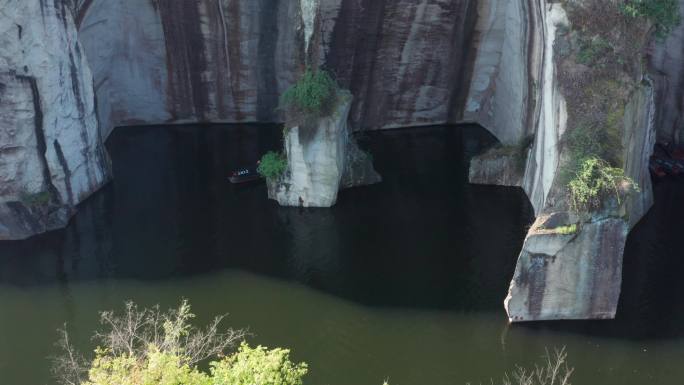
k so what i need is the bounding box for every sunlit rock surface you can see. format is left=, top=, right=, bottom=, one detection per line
left=0, top=0, right=110, bottom=240
left=650, top=0, right=684, bottom=145
left=268, top=94, right=380, bottom=207
left=464, top=0, right=534, bottom=145
left=489, top=3, right=657, bottom=322
left=0, top=0, right=677, bottom=321
left=505, top=212, right=627, bottom=321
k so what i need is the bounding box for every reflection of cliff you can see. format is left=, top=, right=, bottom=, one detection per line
left=471, top=1, right=661, bottom=321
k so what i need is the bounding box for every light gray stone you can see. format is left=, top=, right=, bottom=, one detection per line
left=268, top=94, right=379, bottom=207
left=0, top=0, right=110, bottom=240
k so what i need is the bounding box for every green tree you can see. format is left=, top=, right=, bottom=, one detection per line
left=620, top=0, right=681, bottom=38
left=52, top=301, right=306, bottom=385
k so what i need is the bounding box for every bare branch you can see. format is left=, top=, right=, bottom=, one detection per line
left=50, top=324, right=88, bottom=385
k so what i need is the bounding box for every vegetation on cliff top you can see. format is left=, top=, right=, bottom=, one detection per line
left=557, top=0, right=677, bottom=214
left=280, top=68, right=339, bottom=128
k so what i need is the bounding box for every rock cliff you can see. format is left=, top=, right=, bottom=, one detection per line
left=268, top=93, right=380, bottom=207
left=76, top=0, right=532, bottom=138
left=1, top=0, right=681, bottom=323
left=472, top=1, right=659, bottom=321
left=651, top=0, right=684, bottom=145
left=0, top=0, right=110, bottom=240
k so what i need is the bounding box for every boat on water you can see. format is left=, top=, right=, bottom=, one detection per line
left=229, top=163, right=262, bottom=184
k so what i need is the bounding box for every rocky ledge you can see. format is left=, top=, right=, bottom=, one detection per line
left=471, top=2, right=657, bottom=322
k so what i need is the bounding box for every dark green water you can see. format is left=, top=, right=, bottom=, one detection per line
left=1, top=125, right=683, bottom=385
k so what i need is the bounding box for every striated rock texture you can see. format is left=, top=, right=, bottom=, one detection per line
left=268, top=93, right=380, bottom=207
left=0, top=0, right=110, bottom=240
left=468, top=149, right=525, bottom=187
left=76, top=0, right=533, bottom=141
left=504, top=83, right=653, bottom=321
left=477, top=1, right=658, bottom=322
left=464, top=0, right=536, bottom=145
left=3, top=0, right=531, bottom=237
left=1, top=0, right=675, bottom=321
left=505, top=212, right=627, bottom=321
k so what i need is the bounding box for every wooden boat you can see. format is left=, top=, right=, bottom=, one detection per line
left=229, top=164, right=262, bottom=184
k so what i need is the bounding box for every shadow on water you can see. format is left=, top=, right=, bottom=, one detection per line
left=0, top=124, right=533, bottom=311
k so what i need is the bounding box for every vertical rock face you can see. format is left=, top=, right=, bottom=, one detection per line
left=321, top=0, right=478, bottom=130
left=268, top=93, right=380, bottom=207
left=1, top=0, right=671, bottom=320
left=650, top=0, right=684, bottom=145
left=505, top=213, right=628, bottom=321
left=493, top=2, right=658, bottom=322
left=464, top=0, right=535, bottom=145
left=622, top=84, right=656, bottom=227
left=0, top=0, right=110, bottom=240
left=75, top=0, right=540, bottom=144
left=76, top=0, right=493, bottom=134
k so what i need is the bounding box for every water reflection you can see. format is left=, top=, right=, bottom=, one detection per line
left=1, top=124, right=684, bottom=385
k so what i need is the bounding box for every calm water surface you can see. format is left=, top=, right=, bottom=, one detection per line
left=0, top=125, right=683, bottom=385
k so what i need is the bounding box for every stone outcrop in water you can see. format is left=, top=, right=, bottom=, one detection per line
left=268, top=93, right=380, bottom=207
left=471, top=1, right=659, bottom=321
left=0, top=0, right=110, bottom=240
left=504, top=80, right=657, bottom=321
left=76, top=0, right=530, bottom=140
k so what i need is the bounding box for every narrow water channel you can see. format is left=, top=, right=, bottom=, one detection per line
left=0, top=125, right=682, bottom=385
